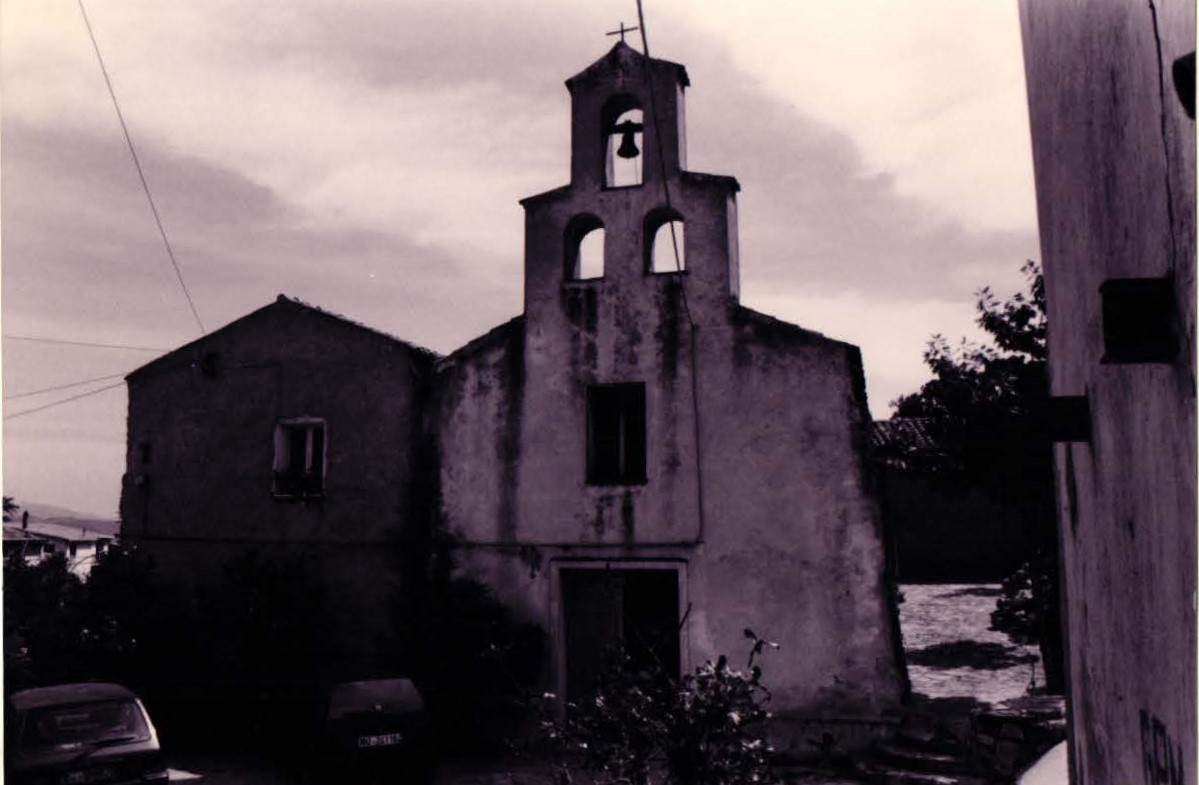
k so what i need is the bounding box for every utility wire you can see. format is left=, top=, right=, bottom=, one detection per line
left=5, top=372, right=131, bottom=401
left=636, top=0, right=707, bottom=543
left=76, top=0, right=206, bottom=336
left=636, top=0, right=693, bottom=328
left=3, top=381, right=125, bottom=421
left=4, top=335, right=168, bottom=352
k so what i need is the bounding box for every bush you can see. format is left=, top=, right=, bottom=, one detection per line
left=990, top=555, right=1064, bottom=692
left=544, top=630, right=778, bottom=785
left=3, top=552, right=85, bottom=690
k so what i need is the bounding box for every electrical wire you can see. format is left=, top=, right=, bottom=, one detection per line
left=3, top=381, right=126, bottom=421
left=636, top=0, right=693, bottom=327
left=4, top=335, right=168, bottom=352
left=5, top=372, right=132, bottom=401
left=76, top=0, right=206, bottom=336
left=636, top=0, right=707, bottom=543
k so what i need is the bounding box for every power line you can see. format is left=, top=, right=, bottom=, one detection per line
left=4, top=335, right=168, bottom=352
left=5, top=372, right=131, bottom=401
left=636, top=0, right=692, bottom=327
left=636, top=0, right=707, bottom=544
left=76, top=0, right=206, bottom=336
left=3, top=381, right=125, bottom=421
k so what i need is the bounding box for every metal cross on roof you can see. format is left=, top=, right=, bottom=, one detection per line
left=606, top=22, right=639, bottom=43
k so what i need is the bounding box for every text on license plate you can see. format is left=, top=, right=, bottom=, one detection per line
left=63, top=768, right=114, bottom=784
left=358, top=732, right=403, bottom=748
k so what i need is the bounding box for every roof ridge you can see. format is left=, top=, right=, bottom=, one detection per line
left=127, top=296, right=439, bottom=380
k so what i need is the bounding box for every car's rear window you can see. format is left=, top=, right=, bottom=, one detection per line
left=328, top=679, right=424, bottom=719
left=20, top=700, right=150, bottom=751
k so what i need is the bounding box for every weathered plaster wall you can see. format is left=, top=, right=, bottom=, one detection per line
left=438, top=297, right=904, bottom=719
left=438, top=44, right=904, bottom=721
left=120, top=299, right=436, bottom=669
left=1019, top=2, right=1196, bottom=783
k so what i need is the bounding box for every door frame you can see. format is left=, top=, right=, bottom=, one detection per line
left=549, top=557, right=690, bottom=709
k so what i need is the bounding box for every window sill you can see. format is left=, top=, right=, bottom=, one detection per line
left=586, top=478, right=648, bottom=488
left=271, top=492, right=325, bottom=502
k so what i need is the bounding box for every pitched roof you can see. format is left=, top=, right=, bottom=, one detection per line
left=436, top=315, right=524, bottom=372
left=565, top=41, right=689, bottom=90
left=732, top=305, right=841, bottom=348
left=127, top=295, right=439, bottom=381
left=870, top=418, right=951, bottom=470
left=3, top=525, right=44, bottom=543
left=12, top=520, right=115, bottom=543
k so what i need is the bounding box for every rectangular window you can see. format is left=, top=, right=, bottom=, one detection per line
left=587, top=383, right=646, bottom=485
left=273, top=418, right=326, bottom=498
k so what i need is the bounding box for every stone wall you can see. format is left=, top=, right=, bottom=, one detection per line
left=120, top=297, right=437, bottom=670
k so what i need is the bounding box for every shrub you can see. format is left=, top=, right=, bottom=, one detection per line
left=544, top=630, right=778, bottom=785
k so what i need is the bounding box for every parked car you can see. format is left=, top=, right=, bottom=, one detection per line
left=5, top=682, right=169, bottom=785
left=315, top=678, right=432, bottom=783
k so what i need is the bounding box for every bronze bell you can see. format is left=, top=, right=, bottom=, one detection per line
left=612, top=119, right=644, bottom=159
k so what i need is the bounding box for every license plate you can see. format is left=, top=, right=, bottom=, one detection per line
left=357, top=732, right=402, bottom=748
left=63, top=768, right=113, bottom=784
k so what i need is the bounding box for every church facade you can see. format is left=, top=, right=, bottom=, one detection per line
left=436, top=42, right=904, bottom=747
left=120, top=42, right=905, bottom=751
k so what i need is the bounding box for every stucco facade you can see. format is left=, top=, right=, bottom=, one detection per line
left=120, top=296, right=437, bottom=672
left=437, top=43, right=905, bottom=747
left=1019, top=3, right=1196, bottom=783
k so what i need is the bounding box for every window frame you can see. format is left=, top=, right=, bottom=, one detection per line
left=586, top=383, right=648, bottom=486
left=272, top=417, right=327, bottom=499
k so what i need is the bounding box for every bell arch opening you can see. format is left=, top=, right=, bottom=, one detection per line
left=602, top=96, right=644, bottom=188
left=565, top=214, right=606, bottom=280
left=645, top=208, right=685, bottom=274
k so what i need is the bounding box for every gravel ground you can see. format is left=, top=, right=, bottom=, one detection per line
left=898, top=583, right=1042, bottom=705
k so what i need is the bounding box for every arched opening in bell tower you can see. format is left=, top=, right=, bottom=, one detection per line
left=645, top=208, right=685, bottom=274
left=565, top=213, right=606, bottom=280
left=602, top=96, right=644, bottom=188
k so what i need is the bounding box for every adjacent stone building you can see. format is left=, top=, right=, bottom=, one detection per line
left=1019, top=3, right=1196, bottom=783
left=120, top=295, right=438, bottom=672
left=120, top=42, right=906, bottom=750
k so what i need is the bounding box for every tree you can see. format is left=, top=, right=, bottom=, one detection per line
left=891, top=261, right=1064, bottom=693
left=3, top=551, right=86, bottom=689
left=3, top=495, right=19, bottom=522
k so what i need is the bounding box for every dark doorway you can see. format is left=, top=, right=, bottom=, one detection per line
left=561, top=567, right=680, bottom=701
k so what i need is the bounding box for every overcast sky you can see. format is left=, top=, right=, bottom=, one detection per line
left=1, top=1, right=1039, bottom=518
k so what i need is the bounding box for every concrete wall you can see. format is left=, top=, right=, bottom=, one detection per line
left=438, top=42, right=904, bottom=736
left=1019, top=3, right=1196, bottom=783
left=119, top=297, right=437, bottom=670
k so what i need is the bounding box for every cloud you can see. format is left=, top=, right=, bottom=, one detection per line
left=742, top=289, right=988, bottom=418
left=1, top=118, right=516, bottom=353
left=1, top=1, right=1040, bottom=515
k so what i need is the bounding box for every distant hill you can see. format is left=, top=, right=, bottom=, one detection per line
left=10, top=501, right=120, bottom=537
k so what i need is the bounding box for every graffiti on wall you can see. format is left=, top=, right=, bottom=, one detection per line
left=1141, top=709, right=1185, bottom=785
